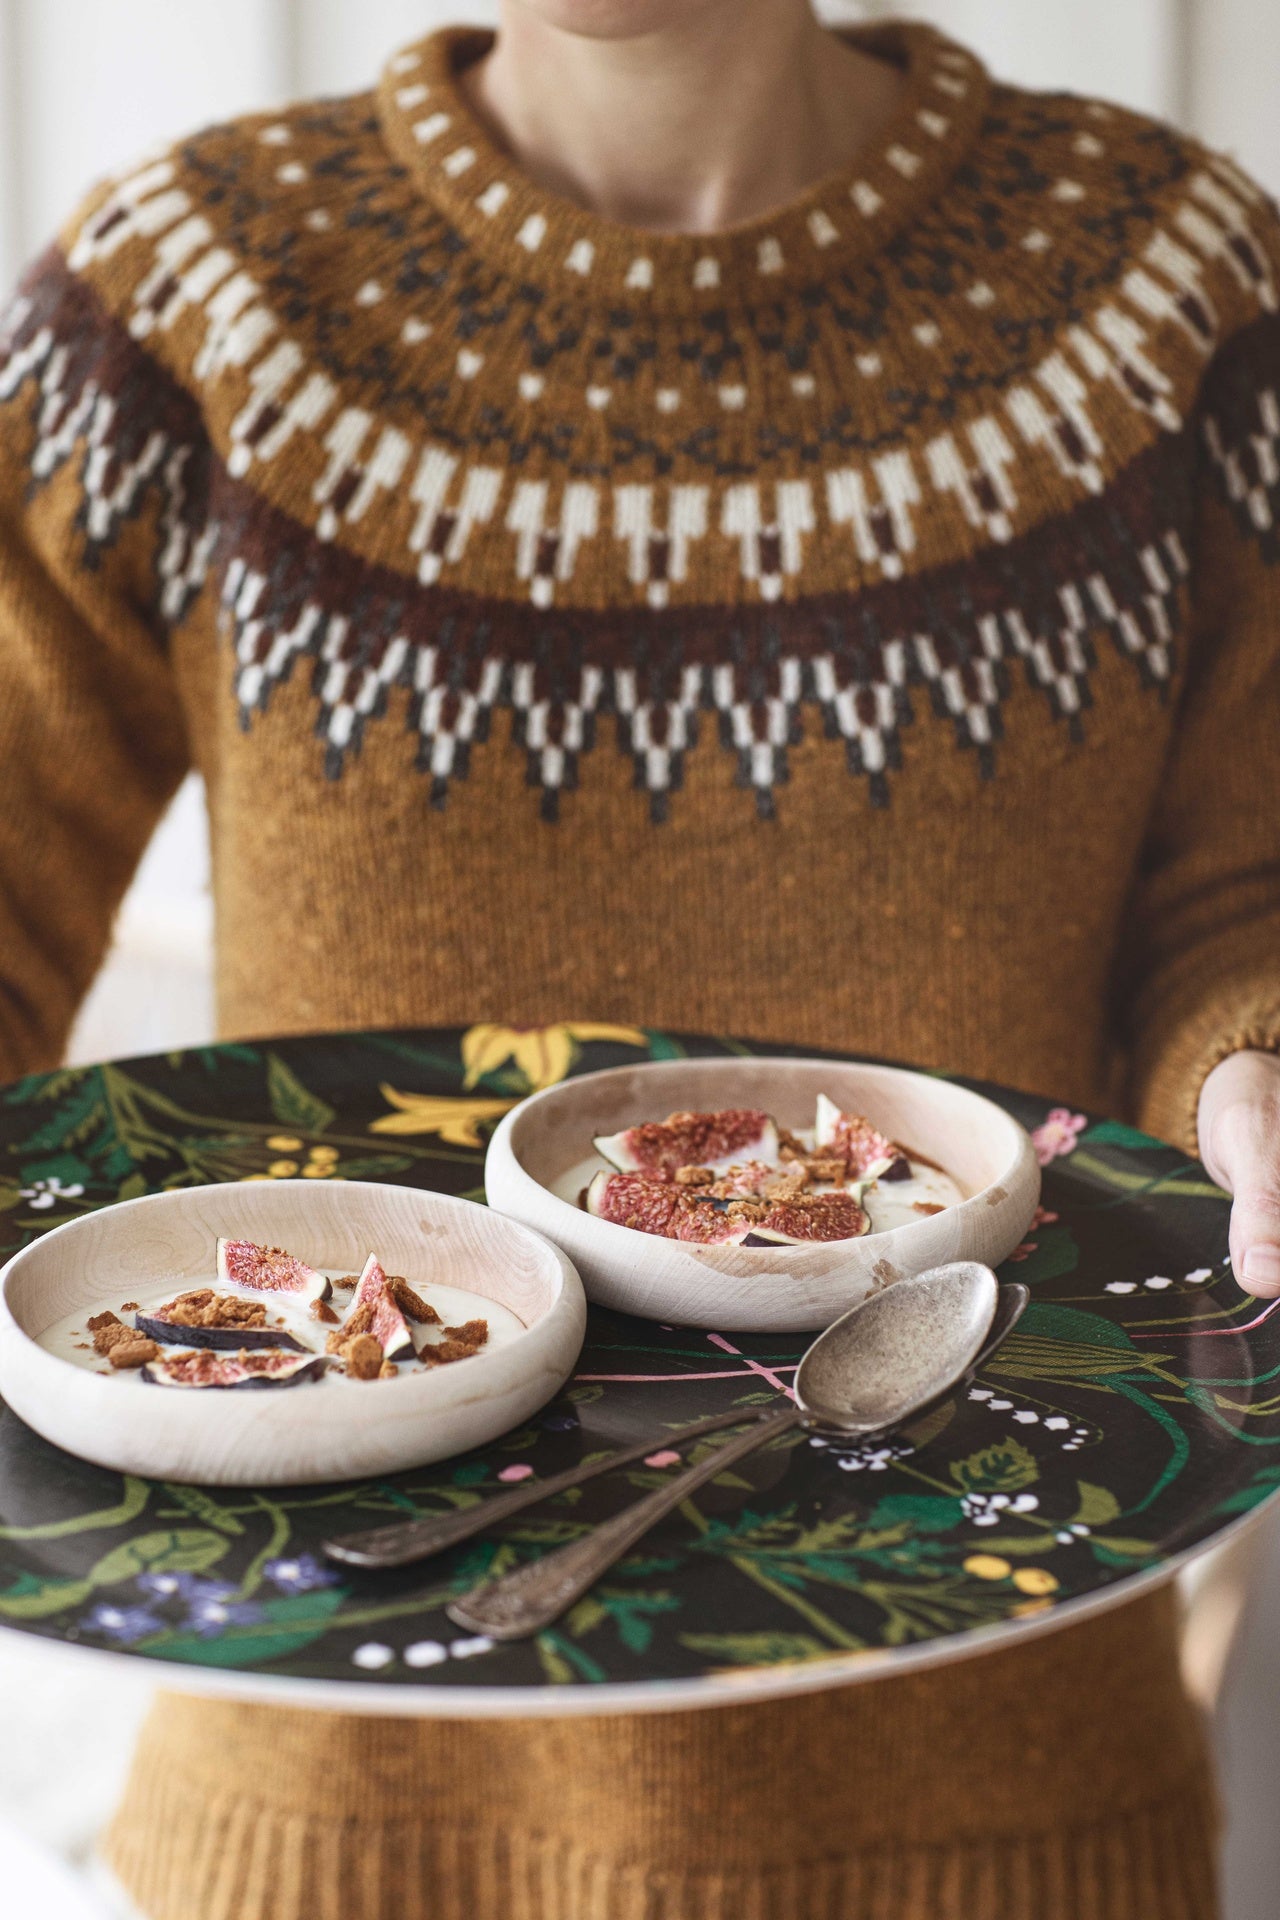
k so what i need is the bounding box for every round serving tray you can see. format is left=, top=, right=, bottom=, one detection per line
left=0, top=1025, right=1275, bottom=1716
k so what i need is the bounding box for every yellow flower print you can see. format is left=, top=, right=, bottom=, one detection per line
left=1012, top=1567, right=1059, bottom=1596
left=460, top=1022, right=647, bottom=1092
left=963, top=1554, right=1012, bottom=1581
left=370, top=1087, right=517, bottom=1147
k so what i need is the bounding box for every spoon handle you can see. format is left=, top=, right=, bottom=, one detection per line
left=447, top=1402, right=803, bottom=1640
left=322, top=1403, right=776, bottom=1569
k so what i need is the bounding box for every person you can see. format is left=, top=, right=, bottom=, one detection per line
left=2, top=1, right=1278, bottom=1913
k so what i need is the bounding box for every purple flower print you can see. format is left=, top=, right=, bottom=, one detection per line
left=262, top=1554, right=340, bottom=1593
left=82, top=1603, right=163, bottom=1644
left=182, top=1592, right=266, bottom=1637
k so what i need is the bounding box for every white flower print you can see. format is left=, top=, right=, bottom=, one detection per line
left=20, top=1176, right=85, bottom=1210
left=961, top=1491, right=1040, bottom=1527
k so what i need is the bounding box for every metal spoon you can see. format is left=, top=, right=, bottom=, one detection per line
left=322, top=1275, right=1024, bottom=1574
left=447, top=1264, right=1027, bottom=1641
left=322, top=1402, right=779, bottom=1571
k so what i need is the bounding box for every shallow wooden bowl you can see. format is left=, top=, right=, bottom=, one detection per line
left=0, top=1181, right=586, bottom=1486
left=485, top=1059, right=1040, bottom=1333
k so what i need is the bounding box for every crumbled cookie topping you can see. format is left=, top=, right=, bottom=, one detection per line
left=341, top=1333, right=384, bottom=1381
left=108, top=1337, right=160, bottom=1370
left=389, top=1276, right=440, bottom=1325
left=422, top=1319, right=490, bottom=1366
left=158, top=1290, right=268, bottom=1329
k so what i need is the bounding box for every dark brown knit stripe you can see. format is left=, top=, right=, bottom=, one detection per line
left=11, top=249, right=1258, bottom=824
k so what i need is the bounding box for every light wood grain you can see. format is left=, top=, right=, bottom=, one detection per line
left=0, top=1181, right=586, bottom=1486
left=485, top=1060, right=1040, bottom=1332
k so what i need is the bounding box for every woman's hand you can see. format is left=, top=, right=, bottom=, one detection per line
left=1198, top=1050, right=1280, bottom=1296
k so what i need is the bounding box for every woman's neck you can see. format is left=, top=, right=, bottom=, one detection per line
left=462, top=1, right=904, bottom=235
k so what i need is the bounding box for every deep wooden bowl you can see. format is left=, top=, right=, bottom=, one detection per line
left=485, top=1059, right=1040, bottom=1332
left=0, top=1181, right=586, bottom=1485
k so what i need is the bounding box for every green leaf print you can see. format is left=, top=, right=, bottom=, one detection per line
left=1021, top=1303, right=1135, bottom=1350
left=1072, top=1482, right=1121, bottom=1527
left=1080, top=1120, right=1166, bottom=1150
left=148, top=1589, right=345, bottom=1668
left=0, top=1572, right=93, bottom=1619
left=950, top=1439, right=1039, bottom=1494
left=867, top=1493, right=964, bottom=1533
left=265, top=1054, right=335, bottom=1136
left=89, top=1530, right=230, bottom=1588
left=1001, top=1226, right=1079, bottom=1286
left=0, top=1477, right=150, bottom=1541
left=644, top=1031, right=687, bottom=1062
left=160, top=1487, right=246, bottom=1536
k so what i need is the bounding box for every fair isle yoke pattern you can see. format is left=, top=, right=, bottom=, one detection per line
left=4, top=22, right=1280, bottom=820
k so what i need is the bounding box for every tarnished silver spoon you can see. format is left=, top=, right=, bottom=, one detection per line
left=447, top=1264, right=1027, bottom=1642
left=322, top=1401, right=778, bottom=1571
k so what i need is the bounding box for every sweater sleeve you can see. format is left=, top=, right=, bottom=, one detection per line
left=0, top=246, right=194, bottom=1078
left=1122, top=308, right=1280, bottom=1151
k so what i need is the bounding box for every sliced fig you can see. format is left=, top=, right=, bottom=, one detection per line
left=350, top=1254, right=415, bottom=1361
left=216, top=1239, right=331, bottom=1303
left=589, top=1170, right=867, bottom=1246
left=594, top=1108, right=780, bottom=1178
left=141, top=1349, right=326, bottom=1390
left=587, top=1169, right=685, bottom=1236
left=588, top=1168, right=746, bottom=1243
left=134, top=1313, right=309, bottom=1355
left=813, top=1095, right=910, bottom=1180
left=741, top=1191, right=869, bottom=1245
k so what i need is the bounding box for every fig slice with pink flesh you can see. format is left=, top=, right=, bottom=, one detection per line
left=141, top=1349, right=326, bottom=1390
left=586, top=1172, right=868, bottom=1246
left=350, top=1254, right=415, bottom=1361
left=594, top=1108, right=780, bottom=1179
left=813, top=1095, right=910, bottom=1181
left=740, top=1191, right=870, bottom=1244
left=215, top=1239, right=331, bottom=1303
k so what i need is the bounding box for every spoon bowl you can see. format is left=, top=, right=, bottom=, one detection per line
left=796, top=1260, right=999, bottom=1435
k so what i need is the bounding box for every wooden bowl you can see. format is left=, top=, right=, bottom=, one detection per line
left=485, top=1059, right=1040, bottom=1332
left=0, top=1181, right=586, bottom=1486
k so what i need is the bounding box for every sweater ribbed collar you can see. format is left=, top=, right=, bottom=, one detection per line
left=376, top=22, right=990, bottom=313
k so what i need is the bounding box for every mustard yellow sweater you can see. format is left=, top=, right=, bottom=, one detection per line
left=2, top=20, right=1276, bottom=1917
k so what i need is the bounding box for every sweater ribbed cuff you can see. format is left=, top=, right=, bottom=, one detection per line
left=101, top=1764, right=1219, bottom=1920
left=1136, top=989, right=1280, bottom=1157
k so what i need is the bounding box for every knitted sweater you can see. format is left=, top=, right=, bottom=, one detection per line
left=4, top=21, right=1264, bottom=1920
left=2, top=22, right=1280, bottom=1157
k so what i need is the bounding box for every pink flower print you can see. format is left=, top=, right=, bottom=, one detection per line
left=1031, top=1109, right=1087, bottom=1167
left=498, top=1464, right=534, bottom=1483
left=1006, top=1240, right=1037, bottom=1263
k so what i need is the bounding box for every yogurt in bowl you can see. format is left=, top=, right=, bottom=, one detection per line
left=485, top=1058, right=1039, bottom=1333
left=0, top=1180, right=586, bottom=1485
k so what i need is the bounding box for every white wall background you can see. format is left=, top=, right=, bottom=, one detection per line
left=0, top=6, right=1279, bottom=1918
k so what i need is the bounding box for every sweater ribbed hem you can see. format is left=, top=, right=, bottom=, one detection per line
left=101, top=1769, right=1218, bottom=1920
